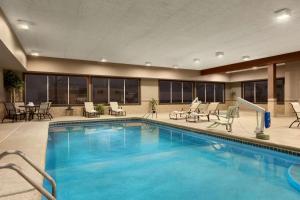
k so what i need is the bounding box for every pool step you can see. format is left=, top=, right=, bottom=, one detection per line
left=287, top=164, right=300, bottom=192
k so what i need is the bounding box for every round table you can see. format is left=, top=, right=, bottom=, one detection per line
left=19, top=105, right=40, bottom=121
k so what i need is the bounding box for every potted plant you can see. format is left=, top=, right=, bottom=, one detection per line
left=149, top=98, right=158, bottom=113
left=95, top=104, right=105, bottom=114
left=4, top=70, right=23, bottom=102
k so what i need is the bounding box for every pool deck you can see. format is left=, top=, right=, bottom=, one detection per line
left=0, top=111, right=299, bottom=200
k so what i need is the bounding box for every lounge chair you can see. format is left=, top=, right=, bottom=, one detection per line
left=109, top=102, right=126, bottom=116
left=208, top=106, right=239, bottom=132
left=2, top=102, right=25, bottom=122
left=169, top=102, right=201, bottom=120
left=186, top=102, right=219, bottom=122
left=289, top=102, right=300, bottom=128
left=83, top=102, right=100, bottom=118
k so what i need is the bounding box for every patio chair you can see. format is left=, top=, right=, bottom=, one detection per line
left=169, top=102, right=201, bottom=120
left=109, top=102, right=126, bottom=116
left=83, top=102, right=100, bottom=118
left=289, top=102, right=300, bottom=128
left=14, top=102, right=26, bottom=113
left=186, top=102, right=219, bottom=122
left=208, top=106, right=239, bottom=132
left=46, top=102, right=53, bottom=119
left=2, top=102, right=25, bottom=122
left=34, top=102, right=52, bottom=120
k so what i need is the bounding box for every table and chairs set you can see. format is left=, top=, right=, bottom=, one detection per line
left=2, top=102, right=53, bottom=123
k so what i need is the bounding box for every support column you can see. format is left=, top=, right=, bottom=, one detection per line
left=267, top=64, right=277, bottom=117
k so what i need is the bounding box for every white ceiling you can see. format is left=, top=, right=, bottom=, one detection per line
left=1, top=0, right=300, bottom=69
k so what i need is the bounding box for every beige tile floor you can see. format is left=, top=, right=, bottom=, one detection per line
left=0, top=111, right=299, bottom=200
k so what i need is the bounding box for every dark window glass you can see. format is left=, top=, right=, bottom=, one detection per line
left=69, top=76, right=88, bottom=104
left=110, top=78, right=124, bottom=103
left=255, top=81, right=267, bottom=103
left=92, top=77, right=108, bottom=104
left=206, top=83, right=214, bottom=102
left=196, top=82, right=206, bottom=102
left=243, top=82, right=254, bottom=102
left=125, top=79, right=139, bottom=104
left=215, top=83, right=224, bottom=103
left=159, top=81, right=171, bottom=103
left=48, top=75, right=68, bottom=105
left=276, top=79, right=284, bottom=103
left=25, top=74, right=47, bottom=104
left=172, top=81, right=182, bottom=103
left=182, top=82, right=193, bottom=103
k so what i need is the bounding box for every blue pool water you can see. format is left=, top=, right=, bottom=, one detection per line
left=45, top=121, right=300, bottom=200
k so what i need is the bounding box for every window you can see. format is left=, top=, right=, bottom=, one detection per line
left=25, top=74, right=47, bottom=104
left=159, top=81, right=171, bottom=103
left=25, top=74, right=140, bottom=105
left=195, top=82, right=225, bottom=103
left=205, top=83, right=215, bottom=102
left=276, top=79, right=284, bottom=103
left=48, top=75, right=68, bottom=105
left=125, top=79, right=139, bottom=104
left=172, top=81, right=182, bottom=103
left=215, top=83, right=225, bottom=103
left=255, top=81, right=267, bottom=103
left=159, top=80, right=194, bottom=104
left=242, top=78, right=284, bottom=104
left=182, top=82, right=193, bottom=103
left=92, top=77, right=140, bottom=104
left=243, top=82, right=254, bottom=102
left=92, top=77, right=108, bottom=103
left=25, top=74, right=88, bottom=105
left=110, top=78, right=124, bottom=103
left=69, top=76, right=88, bottom=104
left=195, top=82, right=205, bottom=102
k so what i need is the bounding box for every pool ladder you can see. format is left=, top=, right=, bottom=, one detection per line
left=0, top=150, right=56, bottom=200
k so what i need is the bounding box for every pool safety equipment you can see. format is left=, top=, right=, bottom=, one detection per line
left=236, top=97, right=270, bottom=140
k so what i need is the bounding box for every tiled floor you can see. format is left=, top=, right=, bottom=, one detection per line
left=0, top=111, right=299, bottom=200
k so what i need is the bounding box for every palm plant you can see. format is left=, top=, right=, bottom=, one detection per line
left=4, top=70, right=23, bottom=102
left=149, top=98, right=158, bottom=113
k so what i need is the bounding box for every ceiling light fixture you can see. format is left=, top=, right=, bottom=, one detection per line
left=100, top=58, right=107, bottom=62
left=274, top=8, right=291, bottom=22
left=30, top=51, right=39, bottom=56
left=216, top=52, right=224, bottom=58
left=242, top=56, right=250, bottom=61
left=173, top=65, right=178, bottom=69
left=18, top=23, right=29, bottom=30
left=17, top=19, right=32, bottom=30
left=193, top=58, right=200, bottom=64
left=145, top=61, right=152, bottom=66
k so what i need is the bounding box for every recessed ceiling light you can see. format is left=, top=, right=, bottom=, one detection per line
left=18, top=23, right=29, bottom=30
left=274, top=8, right=291, bottom=22
left=242, top=56, right=250, bottom=61
left=30, top=51, right=39, bottom=56
left=216, top=52, right=224, bottom=58
left=193, top=58, right=200, bottom=64
left=145, top=61, right=152, bottom=66
left=100, top=58, right=107, bottom=62
left=173, top=65, right=178, bottom=69
left=17, top=19, right=32, bottom=30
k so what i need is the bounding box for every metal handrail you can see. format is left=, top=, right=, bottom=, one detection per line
left=0, top=150, right=56, bottom=199
left=0, top=163, right=56, bottom=200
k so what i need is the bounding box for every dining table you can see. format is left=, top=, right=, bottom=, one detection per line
left=19, top=105, right=40, bottom=121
